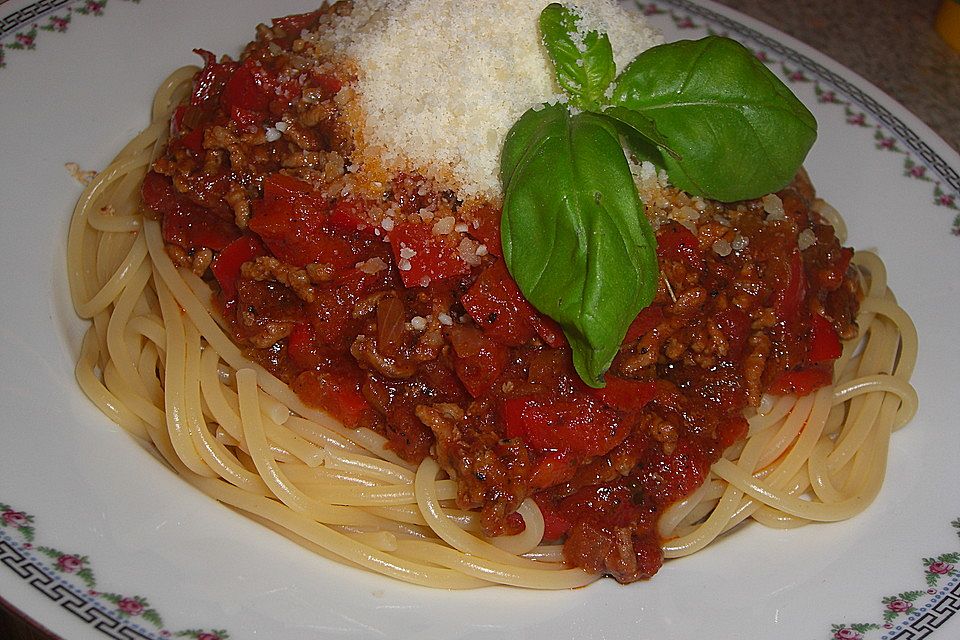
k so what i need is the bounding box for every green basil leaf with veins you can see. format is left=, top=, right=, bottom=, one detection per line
left=500, top=103, right=658, bottom=387
left=611, top=36, right=817, bottom=202
left=539, top=3, right=616, bottom=111
left=601, top=105, right=682, bottom=162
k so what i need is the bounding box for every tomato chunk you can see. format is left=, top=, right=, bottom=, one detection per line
left=503, top=393, right=628, bottom=458
left=248, top=174, right=353, bottom=268
left=529, top=452, right=577, bottom=490
left=588, top=376, right=657, bottom=413
left=768, top=367, right=833, bottom=396
left=533, top=495, right=572, bottom=541
left=141, top=171, right=239, bottom=251
left=808, top=313, right=843, bottom=362
left=657, top=222, right=703, bottom=269
left=447, top=325, right=508, bottom=398
left=388, top=222, right=471, bottom=287
left=623, top=305, right=665, bottom=344
left=292, top=368, right=373, bottom=428
left=774, top=249, right=807, bottom=323
left=461, top=260, right=538, bottom=347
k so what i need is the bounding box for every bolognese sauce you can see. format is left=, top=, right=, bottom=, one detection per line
left=142, top=4, right=860, bottom=582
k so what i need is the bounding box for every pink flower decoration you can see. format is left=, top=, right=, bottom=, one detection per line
left=15, top=34, right=34, bottom=47
left=789, top=71, right=806, bottom=81
left=909, top=165, right=926, bottom=178
left=51, top=18, right=69, bottom=32
left=197, top=633, right=221, bottom=640
left=938, top=194, right=955, bottom=206
left=929, top=561, right=955, bottom=574
left=847, top=113, right=866, bottom=125
left=886, top=599, right=911, bottom=613
left=819, top=91, right=837, bottom=103
left=879, top=138, right=895, bottom=149
left=676, top=17, right=695, bottom=28
left=2, top=510, right=27, bottom=527
left=117, top=597, right=145, bottom=616
left=56, top=554, right=83, bottom=573
left=833, top=629, right=862, bottom=640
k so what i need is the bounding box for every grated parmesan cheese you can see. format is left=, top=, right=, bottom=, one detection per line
left=321, top=0, right=661, bottom=199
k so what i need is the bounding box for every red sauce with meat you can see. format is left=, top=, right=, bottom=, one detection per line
left=143, top=5, right=860, bottom=583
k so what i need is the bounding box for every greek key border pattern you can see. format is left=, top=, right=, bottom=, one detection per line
left=887, top=578, right=960, bottom=640
left=0, top=533, right=159, bottom=640
left=0, top=0, right=74, bottom=39
left=659, top=0, right=959, bottom=194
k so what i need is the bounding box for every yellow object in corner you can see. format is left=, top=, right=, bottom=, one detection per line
left=936, top=0, right=960, bottom=51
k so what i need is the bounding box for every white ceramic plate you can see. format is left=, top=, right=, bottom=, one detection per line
left=1, top=1, right=958, bottom=638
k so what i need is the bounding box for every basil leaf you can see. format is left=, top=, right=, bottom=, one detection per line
left=539, top=3, right=616, bottom=111
left=601, top=105, right=682, bottom=162
left=500, top=103, right=658, bottom=387
left=611, top=36, right=817, bottom=202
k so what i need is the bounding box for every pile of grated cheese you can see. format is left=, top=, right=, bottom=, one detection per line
left=320, top=0, right=662, bottom=200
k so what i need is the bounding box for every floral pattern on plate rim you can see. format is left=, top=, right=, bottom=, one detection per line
left=0, top=0, right=958, bottom=638
left=1, top=503, right=230, bottom=640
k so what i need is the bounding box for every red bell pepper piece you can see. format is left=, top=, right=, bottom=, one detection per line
left=329, top=197, right=370, bottom=232
left=210, top=234, right=266, bottom=303
left=221, top=59, right=275, bottom=127
left=272, top=9, right=325, bottom=36
left=464, top=204, right=502, bottom=257
left=176, top=126, right=205, bottom=154
left=190, top=49, right=237, bottom=108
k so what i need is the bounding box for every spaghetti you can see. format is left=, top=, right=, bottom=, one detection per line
left=67, top=20, right=917, bottom=588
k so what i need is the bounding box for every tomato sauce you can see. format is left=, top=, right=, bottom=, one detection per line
left=143, top=5, right=861, bottom=582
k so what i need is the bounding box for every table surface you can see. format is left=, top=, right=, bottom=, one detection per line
left=0, top=0, right=957, bottom=639
left=716, top=0, right=959, bottom=152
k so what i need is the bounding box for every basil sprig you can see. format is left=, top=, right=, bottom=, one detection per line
left=500, top=4, right=817, bottom=387
left=611, top=36, right=817, bottom=201
left=501, top=104, right=657, bottom=387
left=538, top=3, right=616, bottom=110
